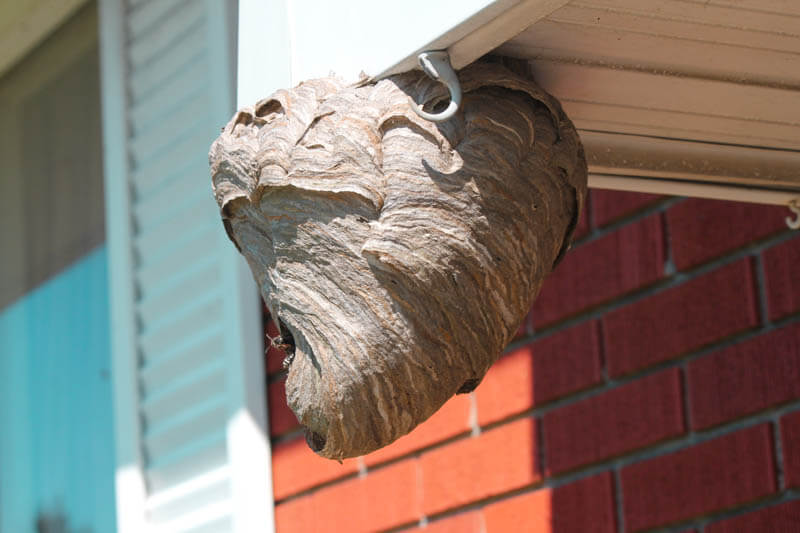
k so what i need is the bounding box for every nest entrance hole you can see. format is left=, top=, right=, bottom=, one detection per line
left=267, top=317, right=297, bottom=370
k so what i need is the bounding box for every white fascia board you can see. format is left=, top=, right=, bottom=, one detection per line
left=237, top=0, right=571, bottom=105
left=289, top=0, right=518, bottom=83
left=376, top=0, right=574, bottom=79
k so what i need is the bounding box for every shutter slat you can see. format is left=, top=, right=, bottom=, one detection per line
left=133, top=181, right=210, bottom=234
left=144, top=398, right=228, bottom=461
left=129, top=37, right=206, bottom=105
left=129, top=17, right=206, bottom=90
left=136, top=226, right=219, bottom=292
left=134, top=207, right=215, bottom=261
left=153, top=500, right=232, bottom=533
left=138, top=323, right=223, bottom=370
left=146, top=465, right=229, bottom=515
left=137, top=261, right=220, bottom=326
left=130, top=105, right=208, bottom=166
left=140, top=330, right=224, bottom=390
left=129, top=126, right=210, bottom=176
left=131, top=13, right=205, bottom=93
left=130, top=132, right=211, bottom=197
left=136, top=255, right=218, bottom=311
left=140, top=361, right=225, bottom=416
left=182, top=516, right=233, bottom=533
left=145, top=430, right=226, bottom=484
left=131, top=159, right=208, bottom=204
left=130, top=78, right=210, bottom=137
left=144, top=396, right=228, bottom=442
left=138, top=293, right=222, bottom=358
left=127, top=0, right=200, bottom=51
left=146, top=432, right=228, bottom=491
left=149, top=478, right=230, bottom=524
left=126, top=0, right=153, bottom=12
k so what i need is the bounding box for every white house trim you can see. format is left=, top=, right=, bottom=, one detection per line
left=98, top=0, right=149, bottom=530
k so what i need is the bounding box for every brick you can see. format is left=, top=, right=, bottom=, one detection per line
left=533, top=214, right=664, bottom=327
left=484, top=472, right=616, bottom=533
left=420, top=417, right=540, bottom=515
left=313, top=459, right=420, bottom=533
left=415, top=512, right=483, bottom=533
left=573, top=204, right=591, bottom=240
left=688, top=323, right=800, bottom=430
left=513, top=308, right=534, bottom=340
left=592, top=190, right=663, bottom=227
left=605, top=259, right=760, bottom=377
left=477, top=321, right=603, bottom=426
left=363, top=393, right=471, bottom=466
left=275, top=495, right=315, bottom=533
left=707, top=499, right=800, bottom=533
left=621, top=424, right=777, bottom=532
left=782, top=410, right=800, bottom=488
left=269, top=379, right=299, bottom=436
left=544, top=369, right=685, bottom=474
left=764, top=235, right=800, bottom=320
left=667, top=198, right=786, bottom=270
left=271, top=437, right=358, bottom=500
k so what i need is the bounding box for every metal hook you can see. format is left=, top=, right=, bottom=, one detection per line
left=409, top=51, right=462, bottom=122
left=787, top=198, right=800, bottom=230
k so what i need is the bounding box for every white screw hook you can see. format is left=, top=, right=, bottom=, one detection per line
left=409, top=51, right=462, bottom=122
left=787, top=198, right=800, bottom=230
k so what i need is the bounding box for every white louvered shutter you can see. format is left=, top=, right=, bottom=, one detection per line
left=99, top=1, right=273, bottom=531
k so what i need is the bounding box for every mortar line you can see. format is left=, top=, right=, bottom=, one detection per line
left=536, top=416, right=546, bottom=481
left=613, top=467, right=626, bottom=533
left=597, top=319, right=609, bottom=382
left=661, top=209, right=677, bottom=277
left=686, top=490, right=800, bottom=533
left=773, top=418, right=786, bottom=491
left=469, top=391, right=480, bottom=437
left=578, top=196, right=679, bottom=247
left=678, top=364, right=693, bottom=436
left=754, top=252, right=771, bottom=328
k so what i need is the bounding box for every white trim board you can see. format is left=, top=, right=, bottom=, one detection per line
left=377, top=0, right=572, bottom=79
left=582, top=131, right=800, bottom=190
left=98, top=0, right=148, bottom=530
left=238, top=0, right=571, bottom=94
left=590, top=175, right=800, bottom=206
left=583, top=131, right=800, bottom=205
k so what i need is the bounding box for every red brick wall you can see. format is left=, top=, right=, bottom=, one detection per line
left=264, top=191, right=800, bottom=533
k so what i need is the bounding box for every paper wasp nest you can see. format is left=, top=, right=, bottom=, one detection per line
left=209, top=62, right=587, bottom=459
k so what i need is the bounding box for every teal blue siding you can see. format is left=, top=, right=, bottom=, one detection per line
left=0, top=247, right=116, bottom=533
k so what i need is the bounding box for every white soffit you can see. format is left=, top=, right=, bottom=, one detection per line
left=494, top=0, right=800, bottom=196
